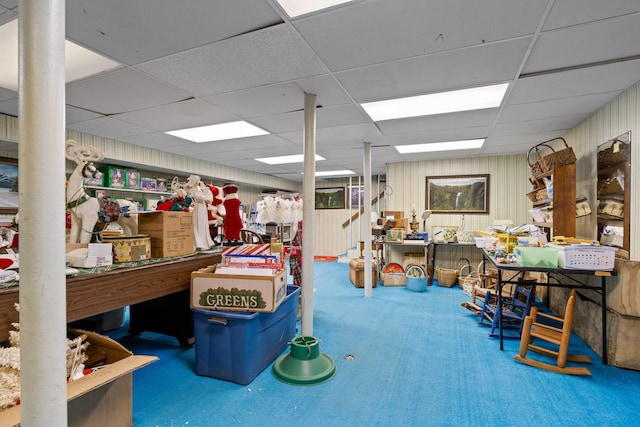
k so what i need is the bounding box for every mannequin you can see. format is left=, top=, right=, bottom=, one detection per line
left=222, top=184, right=243, bottom=245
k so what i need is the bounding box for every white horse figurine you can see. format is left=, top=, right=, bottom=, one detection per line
left=66, top=140, right=138, bottom=243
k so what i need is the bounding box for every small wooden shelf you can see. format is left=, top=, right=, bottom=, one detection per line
left=85, top=185, right=172, bottom=196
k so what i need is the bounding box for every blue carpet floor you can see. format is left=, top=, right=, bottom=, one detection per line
left=108, top=261, right=640, bottom=427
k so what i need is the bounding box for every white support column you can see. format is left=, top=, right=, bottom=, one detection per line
left=18, top=0, right=68, bottom=425
left=301, top=93, right=316, bottom=336
left=362, top=142, right=373, bottom=297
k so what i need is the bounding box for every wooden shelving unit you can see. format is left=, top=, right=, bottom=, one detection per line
left=596, top=134, right=630, bottom=256
left=529, top=163, right=576, bottom=239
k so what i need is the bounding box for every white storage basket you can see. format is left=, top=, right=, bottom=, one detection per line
left=549, top=244, right=616, bottom=271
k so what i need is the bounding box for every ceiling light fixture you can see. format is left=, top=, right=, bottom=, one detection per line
left=166, top=121, right=269, bottom=143
left=0, top=19, right=121, bottom=92
left=395, top=139, right=485, bottom=154
left=361, top=83, right=509, bottom=122
left=315, top=170, right=355, bottom=177
left=276, top=0, right=355, bottom=18
left=256, top=154, right=325, bottom=165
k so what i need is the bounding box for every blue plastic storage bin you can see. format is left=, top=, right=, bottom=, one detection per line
left=192, top=285, right=300, bottom=385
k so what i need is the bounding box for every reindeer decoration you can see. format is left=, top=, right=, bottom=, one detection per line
left=66, top=140, right=138, bottom=243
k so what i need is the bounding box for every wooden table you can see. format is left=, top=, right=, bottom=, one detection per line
left=482, top=249, right=615, bottom=364
left=0, top=252, right=220, bottom=342
left=431, top=242, right=481, bottom=285
left=375, top=239, right=431, bottom=283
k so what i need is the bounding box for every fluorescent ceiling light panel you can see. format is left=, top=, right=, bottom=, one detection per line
left=256, top=154, right=325, bottom=165
left=361, top=83, right=509, bottom=122
left=276, top=0, right=355, bottom=17
left=166, top=121, right=269, bottom=143
left=315, top=170, right=355, bottom=177
left=0, top=19, right=121, bottom=92
left=395, top=139, right=485, bottom=154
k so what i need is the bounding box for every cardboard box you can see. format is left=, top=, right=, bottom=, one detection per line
left=69, top=243, right=113, bottom=268
left=386, top=228, right=405, bottom=242
left=349, top=258, right=377, bottom=288
left=126, top=168, right=140, bottom=189
left=137, top=211, right=195, bottom=258
left=102, top=234, right=151, bottom=262
left=394, top=218, right=408, bottom=230
left=191, top=265, right=288, bottom=312
left=382, top=210, right=404, bottom=220
left=0, top=329, right=157, bottom=427
left=192, top=285, right=300, bottom=385
left=101, top=166, right=126, bottom=188
left=382, top=272, right=406, bottom=286
left=140, top=177, right=157, bottom=191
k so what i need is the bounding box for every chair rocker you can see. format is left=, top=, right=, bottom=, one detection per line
left=514, top=289, right=591, bottom=375
left=479, top=280, right=535, bottom=339
left=240, top=229, right=264, bottom=244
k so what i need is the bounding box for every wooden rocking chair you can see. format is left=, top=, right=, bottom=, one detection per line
left=240, top=229, right=264, bottom=244
left=514, top=289, right=591, bottom=375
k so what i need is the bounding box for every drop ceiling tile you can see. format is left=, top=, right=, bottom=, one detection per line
left=120, top=132, right=193, bottom=150
left=377, top=109, right=498, bottom=135
left=492, top=114, right=589, bottom=137
left=543, top=0, right=640, bottom=30
left=335, top=38, right=530, bottom=103
left=65, top=0, right=283, bottom=64
left=253, top=105, right=368, bottom=134
left=294, top=0, right=546, bottom=71
left=66, top=106, right=102, bottom=124
left=204, top=82, right=309, bottom=118
left=136, top=24, right=328, bottom=97
left=498, top=91, right=621, bottom=123
left=524, top=13, right=640, bottom=74
left=294, top=75, right=353, bottom=107
left=66, top=68, right=192, bottom=115
left=510, top=60, right=640, bottom=104
left=112, top=99, right=238, bottom=131
left=386, top=126, right=493, bottom=146
left=66, top=116, right=152, bottom=139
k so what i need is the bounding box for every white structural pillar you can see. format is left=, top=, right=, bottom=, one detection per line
left=18, top=0, right=68, bottom=425
left=301, top=92, right=316, bottom=336
left=362, top=142, right=373, bottom=298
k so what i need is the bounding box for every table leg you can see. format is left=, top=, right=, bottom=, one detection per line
left=498, top=269, right=504, bottom=351
left=601, top=276, right=608, bottom=365
left=429, top=244, right=437, bottom=285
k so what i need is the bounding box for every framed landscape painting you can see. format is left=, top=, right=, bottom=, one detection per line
left=0, top=157, right=18, bottom=214
left=426, top=174, right=489, bottom=214
left=315, top=187, right=345, bottom=209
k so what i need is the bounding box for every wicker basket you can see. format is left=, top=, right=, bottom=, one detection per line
left=527, top=137, right=576, bottom=178
left=436, top=266, right=458, bottom=288
left=598, top=139, right=629, bottom=168
left=457, top=263, right=474, bottom=287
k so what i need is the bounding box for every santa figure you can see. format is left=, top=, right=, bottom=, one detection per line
left=206, top=184, right=225, bottom=244
left=222, top=184, right=243, bottom=245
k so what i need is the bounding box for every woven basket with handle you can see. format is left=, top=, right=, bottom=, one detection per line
left=436, top=266, right=458, bottom=287
left=527, top=137, right=576, bottom=178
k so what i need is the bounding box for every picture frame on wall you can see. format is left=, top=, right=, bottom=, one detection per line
left=349, top=185, right=365, bottom=208
left=315, top=187, right=346, bottom=209
left=0, top=157, right=18, bottom=215
left=426, top=174, right=489, bottom=214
